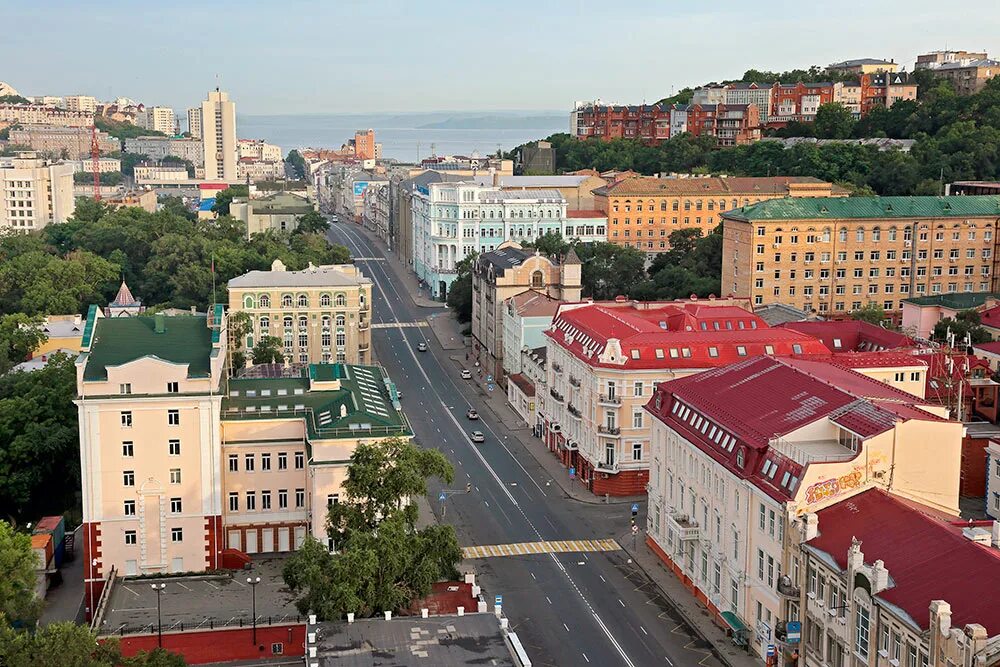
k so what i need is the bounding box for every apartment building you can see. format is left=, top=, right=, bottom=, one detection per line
left=988, top=442, right=1000, bottom=519
left=237, top=139, right=282, bottom=162
left=471, top=243, right=581, bottom=382
left=124, top=136, right=204, bottom=166
left=644, top=355, right=962, bottom=662
left=916, top=50, right=989, bottom=70
left=133, top=164, right=188, bottom=184
left=563, top=209, right=608, bottom=244
left=352, top=129, right=377, bottom=160
left=201, top=89, right=237, bottom=181
left=412, top=181, right=570, bottom=300
left=0, top=104, right=93, bottom=128
left=64, top=95, right=98, bottom=113
left=187, top=107, right=202, bottom=139
left=827, top=58, right=899, bottom=75
left=1, top=154, right=75, bottom=232
left=501, top=290, right=562, bottom=377
left=492, top=174, right=608, bottom=211
left=570, top=102, right=759, bottom=146
left=136, top=106, right=176, bottom=135
left=8, top=125, right=118, bottom=160
left=69, top=158, right=122, bottom=174
left=934, top=59, right=1000, bottom=96
left=594, top=176, right=845, bottom=256
left=793, top=490, right=1000, bottom=667
left=862, top=72, right=918, bottom=114
left=721, top=196, right=1000, bottom=317
left=717, top=82, right=775, bottom=125
left=542, top=300, right=828, bottom=496
left=227, top=259, right=372, bottom=366
left=236, top=158, right=283, bottom=183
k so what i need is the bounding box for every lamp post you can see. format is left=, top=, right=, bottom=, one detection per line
left=247, top=576, right=261, bottom=645
left=151, top=583, right=166, bottom=647
left=87, top=558, right=98, bottom=620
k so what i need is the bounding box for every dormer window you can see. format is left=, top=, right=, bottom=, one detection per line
left=736, top=448, right=745, bottom=468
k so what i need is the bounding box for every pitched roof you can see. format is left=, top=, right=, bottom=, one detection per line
left=807, top=489, right=1000, bottom=634
left=973, top=341, right=1000, bottom=355
left=980, top=305, right=1000, bottom=330
left=110, top=281, right=138, bottom=307
left=228, top=264, right=370, bottom=289
left=722, top=196, right=1000, bottom=222
left=593, top=176, right=833, bottom=197
left=566, top=209, right=606, bottom=219
left=777, top=320, right=914, bottom=352
left=83, top=315, right=212, bottom=382
left=507, top=290, right=562, bottom=318
left=829, top=58, right=895, bottom=67
left=753, top=303, right=811, bottom=326
left=508, top=373, right=535, bottom=397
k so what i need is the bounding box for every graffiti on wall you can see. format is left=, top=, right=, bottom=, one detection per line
left=799, top=453, right=886, bottom=511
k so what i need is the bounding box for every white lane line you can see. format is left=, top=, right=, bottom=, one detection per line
left=640, top=626, right=648, bottom=636
left=175, top=582, right=192, bottom=591
left=583, top=653, right=591, bottom=663
left=665, top=658, right=674, bottom=666
left=599, top=575, right=606, bottom=583
left=546, top=596, right=552, bottom=604
left=618, top=599, right=625, bottom=608
left=563, top=623, right=570, bottom=632
left=531, top=572, right=537, bottom=580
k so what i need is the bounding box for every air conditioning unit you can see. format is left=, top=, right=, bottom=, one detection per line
left=904, top=240, right=912, bottom=247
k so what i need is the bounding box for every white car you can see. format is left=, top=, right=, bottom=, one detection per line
left=466, top=408, right=479, bottom=420
left=460, top=369, right=472, bottom=379
left=470, top=431, right=485, bottom=443
left=417, top=342, right=427, bottom=351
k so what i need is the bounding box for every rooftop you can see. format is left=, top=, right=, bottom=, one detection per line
left=82, top=314, right=213, bottom=382
left=807, top=489, right=1000, bottom=634
left=752, top=303, right=811, bottom=327
left=829, top=58, right=896, bottom=67
left=310, top=613, right=515, bottom=667
left=507, top=290, right=562, bottom=318
left=245, top=191, right=313, bottom=214
left=40, top=315, right=85, bottom=339
left=566, top=209, right=606, bottom=219
left=499, top=175, right=593, bottom=187
left=478, top=188, right=563, bottom=202
left=937, top=58, right=1000, bottom=70
left=722, top=196, right=1000, bottom=222
left=777, top=320, right=914, bottom=353
left=902, top=292, right=1000, bottom=310
left=228, top=261, right=370, bottom=289
left=593, top=176, right=836, bottom=197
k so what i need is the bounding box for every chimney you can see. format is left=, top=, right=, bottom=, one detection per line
left=190, top=305, right=196, bottom=315
left=847, top=537, right=864, bottom=570
left=802, top=513, right=819, bottom=541
left=73, top=314, right=82, bottom=327
left=154, top=312, right=166, bottom=334
left=491, top=168, right=499, bottom=187
left=871, top=560, right=889, bottom=592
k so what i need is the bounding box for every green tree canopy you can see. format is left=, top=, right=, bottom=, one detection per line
left=850, top=302, right=887, bottom=325
left=0, top=314, right=48, bottom=375
left=286, top=150, right=307, bottom=179
left=295, top=211, right=330, bottom=235
left=95, top=117, right=164, bottom=141
left=250, top=335, right=285, bottom=365
left=0, top=522, right=40, bottom=625
left=211, top=185, right=249, bottom=215
left=0, top=619, right=186, bottom=667
left=446, top=253, right=477, bottom=323
left=933, top=310, right=991, bottom=345
left=814, top=103, right=856, bottom=139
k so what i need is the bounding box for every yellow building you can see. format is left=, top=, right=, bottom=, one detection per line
left=594, top=176, right=846, bottom=256
left=34, top=314, right=86, bottom=357
left=827, top=58, right=900, bottom=75
left=721, top=196, right=1000, bottom=317
left=228, top=259, right=372, bottom=366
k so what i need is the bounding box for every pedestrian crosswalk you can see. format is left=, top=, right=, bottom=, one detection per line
left=370, top=322, right=429, bottom=329
left=462, top=538, right=621, bottom=559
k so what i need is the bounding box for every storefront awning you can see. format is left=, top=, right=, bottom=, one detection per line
left=720, top=611, right=748, bottom=634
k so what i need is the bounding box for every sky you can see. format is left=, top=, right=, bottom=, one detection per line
left=4, top=0, right=1000, bottom=115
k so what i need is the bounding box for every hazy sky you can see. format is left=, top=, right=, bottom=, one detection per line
left=4, top=0, right=999, bottom=115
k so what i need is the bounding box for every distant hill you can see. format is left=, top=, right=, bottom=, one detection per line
left=416, top=115, right=565, bottom=130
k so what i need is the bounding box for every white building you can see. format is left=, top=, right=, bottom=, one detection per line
left=124, top=137, right=204, bottom=166
left=237, top=139, right=282, bottom=162
left=1, top=153, right=75, bottom=232
left=137, top=106, right=176, bottom=135
left=237, top=159, right=283, bottom=183
left=64, top=95, right=97, bottom=113
left=201, top=89, right=237, bottom=181
left=186, top=107, right=202, bottom=139
left=69, top=158, right=122, bottom=174
left=134, top=164, right=189, bottom=184
left=988, top=441, right=1000, bottom=519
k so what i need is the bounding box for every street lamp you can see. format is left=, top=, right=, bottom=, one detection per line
left=151, top=583, right=166, bottom=647
left=88, top=558, right=98, bottom=619
left=247, top=576, right=261, bottom=645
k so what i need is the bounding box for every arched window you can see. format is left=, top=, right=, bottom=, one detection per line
left=259, top=316, right=269, bottom=330
left=259, top=295, right=271, bottom=308
left=283, top=316, right=292, bottom=329
left=531, top=270, right=544, bottom=288
left=281, top=294, right=293, bottom=308
left=298, top=316, right=308, bottom=329
left=335, top=313, right=346, bottom=326
left=320, top=294, right=331, bottom=307
left=335, top=293, right=347, bottom=307
left=243, top=295, right=254, bottom=309
left=321, top=315, right=331, bottom=328
left=297, top=294, right=308, bottom=307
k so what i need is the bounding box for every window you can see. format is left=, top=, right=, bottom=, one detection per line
left=278, top=489, right=288, bottom=509
left=167, top=409, right=180, bottom=426
left=633, top=381, right=644, bottom=397
left=120, top=383, right=132, bottom=395
left=122, top=441, right=134, bottom=457
left=295, top=452, right=304, bottom=469
left=892, top=632, right=902, bottom=663
left=166, top=382, right=179, bottom=394
left=632, top=442, right=642, bottom=461
left=121, top=411, right=132, bottom=428
left=171, top=527, right=183, bottom=542
left=168, top=439, right=180, bottom=456
left=278, top=452, right=288, bottom=470
left=169, top=468, right=181, bottom=484
left=124, top=500, right=136, bottom=516
left=261, top=490, right=271, bottom=510
left=228, top=491, right=239, bottom=512
left=125, top=530, right=137, bottom=545
left=261, top=452, right=271, bottom=471
left=295, top=488, right=305, bottom=508
left=123, top=470, right=135, bottom=486
left=228, top=454, right=238, bottom=472
left=855, top=602, right=871, bottom=660
left=880, top=624, right=890, bottom=655
left=245, top=453, right=255, bottom=472
left=170, top=497, right=182, bottom=513
left=759, top=503, right=766, bottom=530
left=632, top=411, right=643, bottom=428
left=246, top=491, right=256, bottom=511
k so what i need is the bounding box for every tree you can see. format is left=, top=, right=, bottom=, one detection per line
left=0, top=620, right=185, bottom=666
left=0, top=314, right=48, bottom=375
left=119, top=153, right=149, bottom=178
left=74, top=172, right=123, bottom=186
left=95, top=116, right=164, bottom=141
left=286, top=150, right=307, bottom=179
left=160, top=156, right=195, bottom=177
left=850, top=302, right=887, bottom=325
left=0, top=522, right=41, bottom=625
left=523, top=231, right=569, bottom=257
left=250, top=335, right=285, bottom=365
left=0, top=95, right=30, bottom=105
left=211, top=185, right=249, bottom=215
left=576, top=242, right=646, bottom=300
left=294, top=211, right=330, bottom=235
left=227, top=311, right=252, bottom=371
left=814, top=103, right=856, bottom=139
left=446, top=253, right=476, bottom=323
left=283, top=438, right=461, bottom=621
left=933, top=310, right=991, bottom=345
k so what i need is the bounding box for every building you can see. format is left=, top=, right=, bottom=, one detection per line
left=493, top=174, right=607, bottom=211
left=105, top=190, right=158, bottom=214
left=595, top=175, right=845, bottom=256
left=33, top=314, right=86, bottom=357
left=124, top=136, right=204, bottom=166
left=69, top=157, right=121, bottom=174
left=186, top=107, right=202, bottom=139
left=502, top=290, right=562, bottom=377
left=988, top=442, right=1000, bottom=518
left=901, top=293, right=1000, bottom=339
left=769, top=82, right=836, bottom=125
left=934, top=59, right=1000, bottom=96
left=644, top=355, right=963, bottom=661
left=391, top=170, right=448, bottom=268
left=361, top=181, right=390, bottom=244
left=201, top=89, right=237, bottom=181
left=236, top=158, right=283, bottom=183
left=229, top=192, right=315, bottom=238
left=543, top=300, right=829, bottom=496
left=472, top=243, right=581, bottom=381
left=1, top=153, right=75, bottom=232
left=570, top=101, right=760, bottom=147
left=133, top=164, right=188, bottom=184
left=64, top=95, right=97, bottom=113
left=352, top=129, right=377, bottom=160
left=136, top=106, right=176, bottom=135
left=418, top=155, right=513, bottom=176
left=827, top=58, right=899, bottom=75
left=717, top=82, right=775, bottom=125
left=0, top=104, right=93, bottom=128
left=563, top=210, right=608, bottom=244
left=413, top=182, right=572, bottom=300
left=947, top=180, right=1000, bottom=196
left=795, top=490, right=1000, bottom=667
left=9, top=125, right=117, bottom=160
left=721, top=196, right=1000, bottom=317
left=862, top=72, right=918, bottom=114
left=509, top=346, right=546, bottom=427
left=519, top=140, right=556, bottom=174
left=916, top=50, right=989, bottom=70
left=227, top=259, right=372, bottom=365
left=236, top=139, right=282, bottom=162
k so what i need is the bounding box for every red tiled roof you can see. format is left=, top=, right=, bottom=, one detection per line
left=566, top=209, right=606, bottom=219
left=973, top=341, right=1000, bottom=355
left=807, top=489, right=1000, bottom=634
left=777, top=320, right=913, bottom=353
left=547, top=300, right=828, bottom=370
left=508, top=373, right=535, bottom=397
left=980, top=305, right=1000, bottom=329
left=822, top=351, right=928, bottom=369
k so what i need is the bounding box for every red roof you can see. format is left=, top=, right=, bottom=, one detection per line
left=199, top=182, right=230, bottom=191
left=508, top=373, right=535, bottom=397
left=807, top=489, right=1000, bottom=634
left=980, top=305, right=1000, bottom=329
left=547, top=300, right=827, bottom=370
left=973, top=341, right=1000, bottom=355
left=822, top=350, right=928, bottom=369
left=777, top=320, right=913, bottom=352
left=566, top=209, right=606, bottom=219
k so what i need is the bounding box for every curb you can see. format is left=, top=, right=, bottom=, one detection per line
left=348, top=227, right=447, bottom=310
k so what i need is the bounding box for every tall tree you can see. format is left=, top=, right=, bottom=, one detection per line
left=0, top=314, right=48, bottom=375
left=0, top=620, right=185, bottom=667
left=250, top=335, right=285, bottom=365
left=446, top=253, right=477, bottom=323
left=0, top=521, right=40, bottom=625
left=286, top=150, right=307, bottom=179
left=814, top=103, right=856, bottom=139
left=211, top=185, right=249, bottom=215
left=294, top=211, right=330, bottom=235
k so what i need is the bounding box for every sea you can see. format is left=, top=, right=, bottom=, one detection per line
left=236, top=112, right=566, bottom=163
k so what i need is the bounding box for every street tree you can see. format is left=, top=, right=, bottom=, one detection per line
left=286, top=150, right=307, bottom=179
left=0, top=620, right=186, bottom=667
left=446, top=253, right=477, bottom=323
left=294, top=211, right=330, bottom=235
left=0, top=521, right=40, bottom=624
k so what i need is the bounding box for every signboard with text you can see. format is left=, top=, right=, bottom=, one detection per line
left=353, top=181, right=369, bottom=197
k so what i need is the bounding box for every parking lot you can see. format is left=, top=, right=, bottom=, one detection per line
left=98, top=556, right=301, bottom=635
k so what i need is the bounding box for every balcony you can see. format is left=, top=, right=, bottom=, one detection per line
left=665, top=511, right=701, bottom=541
left=358, top=320, right=370, bottom=331
left=598, top=394, right=621, bottom=406
left=776, top=575, right=800, bottom=599
left=551, top=362, right=563, bottom=375
left=597, top=425, right=621, bottom=436
left=549, top=388, right=565, bottom=403
left=358, top=340, right=370, bottom=351
left=595, top=460, right=619, bottom=474
left=569, top=376, right=581, bottom=388
left=567, top=403, right=583, bottom=419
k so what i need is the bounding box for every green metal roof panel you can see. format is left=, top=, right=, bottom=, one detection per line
left=902, top=292, right=1000, bottom=309
left=81, top=304, right=99, bottom=349
left=722, top=196, right=1000, bottom=222
left=83, top=315, right=213, bottom=381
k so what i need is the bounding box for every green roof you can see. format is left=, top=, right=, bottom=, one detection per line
left=83, top=315, right=213, bottom=381
left=722, top=195, right=1000, bottom=222
left=902, top=292, right=1000, bottom=309
left=223, top=363, right=410, bottom=441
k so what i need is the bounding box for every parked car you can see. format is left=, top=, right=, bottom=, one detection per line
left=470, top=431, right=485, bottom=443
left=417, top=342, right=427, bottom=351
left=466, top=408, right=479, bottom=420
left=461, top=369, right=472, bottom=379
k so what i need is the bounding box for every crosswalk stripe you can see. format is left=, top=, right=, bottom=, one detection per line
left=461, top=538, right=623, bottom=559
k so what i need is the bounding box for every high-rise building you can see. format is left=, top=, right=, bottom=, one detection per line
left=0, top=153, right=75, bottom=232
left=186, top=107, right=202, bottom=139
left=136, top=106, right=176, bottom=135
left=63, top=95, right=97, bottom=113
left=201, top=89, right=237, bottom=181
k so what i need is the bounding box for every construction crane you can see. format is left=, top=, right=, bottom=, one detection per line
left=90, top=123, right=101, bottom=200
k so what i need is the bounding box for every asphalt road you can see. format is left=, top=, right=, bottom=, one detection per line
left=326, top=222, right=722, bottom=667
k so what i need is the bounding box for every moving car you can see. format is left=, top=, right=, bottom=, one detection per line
left=417, top=342, right=427, bottom=351
left=460, top=369, right=472, bottom=379
left=470, top=431, right=485, bottom=443
left=466, top=408, right=479, bottom=420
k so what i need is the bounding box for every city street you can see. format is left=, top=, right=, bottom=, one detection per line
left=326, top=221, right=727, bottom=667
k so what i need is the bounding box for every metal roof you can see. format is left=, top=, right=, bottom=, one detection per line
left=722, top=196, right=1000, bottom=222
left=228, top=264, right=371, bottom=289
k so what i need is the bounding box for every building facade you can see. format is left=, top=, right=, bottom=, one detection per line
left=124, top=136, right=204, bottom=166
left=987, top=441, right=1000, bottom=519
left=8, top=125, right=118, bottom=160
left=64, top=95, right=98, bottom=113
left=934, top=59, right=1000, bottom=95
left=827, top=58, right=899, bottom=75
left=237, top=139, right=282, bottom=162
left=722, top=196, right=1000, bottom=318
left=187, top=107, right=202, bottom=139
left=595, top=176, right=844, bottom=256
left=134, top=164, right=188, bottom=184
left=228, top=192, right=315, bottom=237
left=136, top=106, right=176, bottom=135
left=501, top=291, right=562, bottom=377
left=915, top=50, right=989, bottom=70
left=0, top=154, right=75, bottom=232
left=0, top=104, right=94, bottom=128
left=227, top=259, right=372, bottom=366
left=201, top=89, right=237, bottom=181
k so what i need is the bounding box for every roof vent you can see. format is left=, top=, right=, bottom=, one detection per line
left=154, top=312, right=166, bottom=334
left=962, top=526, right=992, bottom=546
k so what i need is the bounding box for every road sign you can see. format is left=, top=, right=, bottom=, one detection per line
left=569, top=467, right=576, bottom=479
left=766, top=644, right=776, bottom=658
left=786, top=621, right=801, bottom=644
left=439, top=492, right=446, bottom=502
left=495, top=595, right=503, bottom=606
left=631, top=525, right=639, bottom=535
left=631, top=503, right=639, bottom=516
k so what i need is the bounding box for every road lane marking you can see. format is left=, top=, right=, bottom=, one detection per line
left=461, top=539, right=621, bottom=559
left=640, top=626, right=648, bottom=635
left=563, top=623, right=570, bottom=632
left=583, top=653, right=590, bottom=663
left=618, top=599, right=625, bottom=607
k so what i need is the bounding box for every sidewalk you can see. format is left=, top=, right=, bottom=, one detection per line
left=347, top=224, right=445, bottom=309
